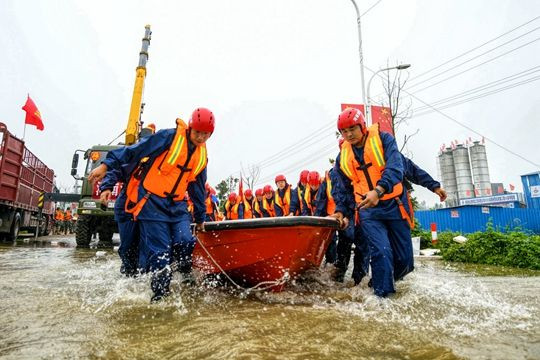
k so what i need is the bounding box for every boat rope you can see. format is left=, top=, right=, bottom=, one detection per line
left=194, top=234, right=290, bottom=293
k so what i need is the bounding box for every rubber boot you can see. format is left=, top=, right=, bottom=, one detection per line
left=150, top=268, right=172, bottom=303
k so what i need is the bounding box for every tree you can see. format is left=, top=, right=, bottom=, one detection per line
left=241, top=164, right=260, bottom=191
left=379, top=62, right=418, bottom=154
left=215, top=176, right=238, bottom=212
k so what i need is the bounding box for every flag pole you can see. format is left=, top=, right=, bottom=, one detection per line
left=22, top=123, right=26, bottom=140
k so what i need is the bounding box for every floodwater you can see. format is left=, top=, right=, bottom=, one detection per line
left=0, top=236, right=539, bottom=360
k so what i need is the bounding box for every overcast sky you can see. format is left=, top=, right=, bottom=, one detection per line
left=2, top=0, right=539, bottom=206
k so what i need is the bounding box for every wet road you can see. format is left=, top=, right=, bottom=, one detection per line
left=0, top=234, right=539, bottom=359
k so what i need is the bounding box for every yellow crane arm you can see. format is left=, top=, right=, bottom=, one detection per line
left=125, top=25, right=151, bottom=145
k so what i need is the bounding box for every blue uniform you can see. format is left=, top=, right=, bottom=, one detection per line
left=332, top=132, right=413, bottom=297
left=100, top=162, right=140, bottom=277
left=103, top=128, right=207, bottom=299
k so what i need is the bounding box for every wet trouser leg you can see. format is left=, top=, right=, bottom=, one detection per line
left=324, top=232, right=337, bottom=265
left=170, top=214, right=196, bottom=275
left=362, top=219, right=395, bottom=297
left=139, top=220, right=177, bottom=300
left=334, top=223, right=354, bottom=281
left=118, top=219, right=140, bottom=277
left=351, top=224, right=370, bottom=284
left=387, top=219, right=414, bottom=281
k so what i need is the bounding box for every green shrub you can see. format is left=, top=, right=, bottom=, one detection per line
left=435, top=226, right=540, bottom=270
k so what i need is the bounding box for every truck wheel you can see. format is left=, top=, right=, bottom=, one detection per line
left=75, top=216, right=92, bottom=248
left=9, top=215, right=20, bottom=241
left=98, top=224, right=114, bottom=247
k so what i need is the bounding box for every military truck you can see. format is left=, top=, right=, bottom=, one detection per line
left=71, top=25, right=151, bottom=247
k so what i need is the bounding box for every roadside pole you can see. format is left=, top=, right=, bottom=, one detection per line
left=36, top=192, right=44, bottom=240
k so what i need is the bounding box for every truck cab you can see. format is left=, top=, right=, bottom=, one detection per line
left=71, top=145, right=121, bottom=247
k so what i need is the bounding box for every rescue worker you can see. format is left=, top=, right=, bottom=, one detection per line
left=274, top=174, right=293, bottom=216
left=139, top=123, right=156, bottom=138
left=224, top=192, right=244, bottom=220
left=252, top=188, right=265, bottom=218
left=301, top=171, right=321, bottom=216
left=64, top=207, right=73, bottom=234
left=89, top=107, right=214, bottom=302
left=261, top=185, right=276, bottom=217
left=54, top=207, right=64, bottom=235
left=289, top=170, right=309, bottom=215
left=242, top=189, right=254, bottom=219
left=204, top=184, right=219, bottom=221
left=331, top=107, right=413, bottom=297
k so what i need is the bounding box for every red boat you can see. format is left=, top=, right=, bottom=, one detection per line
left=192, top=216, right=339, bottom=292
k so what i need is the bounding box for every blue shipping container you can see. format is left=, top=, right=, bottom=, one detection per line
left=416, top=205, right=540, bottom=234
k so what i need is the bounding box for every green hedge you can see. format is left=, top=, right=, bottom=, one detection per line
left=412, top=221, right=540, bottom=270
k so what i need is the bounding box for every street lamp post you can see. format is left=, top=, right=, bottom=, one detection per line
left=349, top=0, right=367, bottom=117
left=366, top=64, right=410, bottom=126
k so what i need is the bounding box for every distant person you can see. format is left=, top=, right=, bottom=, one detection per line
left=274, top=175, right=293, bottom=216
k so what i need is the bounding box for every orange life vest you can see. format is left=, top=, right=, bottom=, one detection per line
left=262, top=196, right=276, bottom=217
left=274, top=185, right=291, bottom=216
left=325, top=171, right=336, bottom=215
left=205, top=196, right=214, bottom=215
left=303, top=187, right=319, bottom=215
left=253, top=200, right=264, bottom=218
left=64, top=210, right=72, bottom=220
left=242, top=197, right=254, bottom=219
left=125, top=119, right=207, bottom=219
left=55, top=210, right=64, bottom=221
left=339, top=124, right=413, bottom=228
left=225, top=200, right=240, bottom=220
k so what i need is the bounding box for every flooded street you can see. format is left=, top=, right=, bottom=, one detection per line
left=0, top=236, right=539, bottom=359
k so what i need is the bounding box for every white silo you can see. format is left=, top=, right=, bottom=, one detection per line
left=438, top=148, right=459, bottom=207
left=452, top=144, right=475, bottom=201
left=469, top=141, right=491, bottom=197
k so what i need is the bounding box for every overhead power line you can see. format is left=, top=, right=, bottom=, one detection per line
left=410, top=15, right=540, bottom=82
left=412, top=65, right=540, bottom=112
left=408, top=28, right=540, bottom=90
left=413, top=75, right=540, bottom=117
left=410, top=37, right=540, bottom=93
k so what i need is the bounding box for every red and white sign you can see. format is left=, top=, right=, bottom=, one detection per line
left=531, top=185, right=540, bottom=198
left=92, top=181, right=124, bottom=200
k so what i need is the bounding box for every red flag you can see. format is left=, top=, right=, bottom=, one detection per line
left=509, top=184, right=515, bottom=191
left=370, top=105, right=393, bottom=134
left=340, top=103, right=365, bottom=115
left=238, top=175, right=244, bottom=202
left=21, top=95, right=44, bottom=131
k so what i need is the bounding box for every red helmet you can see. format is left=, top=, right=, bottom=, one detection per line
left=146, top=123, right=156, bottom=131
left=299, top=170, right=309, bottom=184
left=337, top=107, right=366, bottom=134
left=338, top=137, right=345, bottom=148
left=307, top=171, right=321, bottom=186
left=255, top=188, right=263, bottom=197
left=263, top=185, right=274, bottom=194
left=189, top=107, right=215, bottom=133
left=244, top=189, right=253, bottom=198
left=228, top=192, right=238, bottom=202
left=275, top=174, right=286, bottom=183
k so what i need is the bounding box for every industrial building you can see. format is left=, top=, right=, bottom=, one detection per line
left=415, top=144, right=539, bottom=235
left=437, top=140, right=522, bottom=208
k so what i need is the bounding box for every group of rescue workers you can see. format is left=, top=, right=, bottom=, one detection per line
left=88, top=106, right=446, bottom=302
left=53, top=207, right=75, bottom=235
